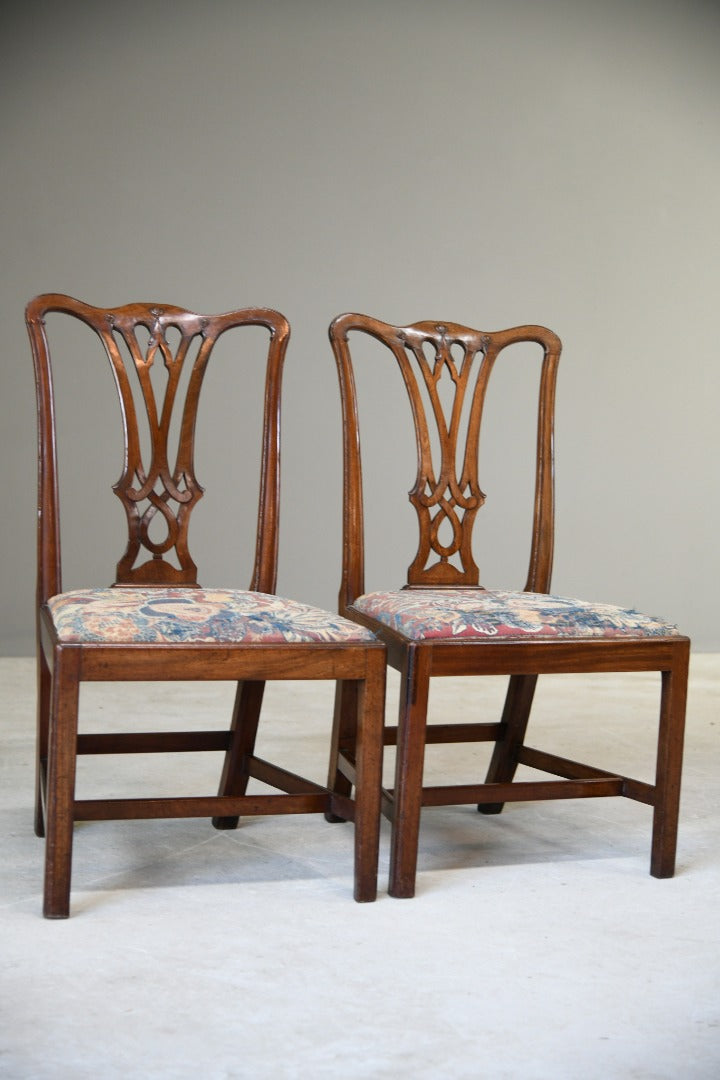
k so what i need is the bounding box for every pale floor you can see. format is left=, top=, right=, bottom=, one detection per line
left=1, top=656, right=718, bottom=1079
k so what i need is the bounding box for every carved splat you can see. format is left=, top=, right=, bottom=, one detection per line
left=101, top=305, right=212, bottom=585
left=330, top=314, right=562, bottom=604
left=27, top=296, right=289, bottom=597
left=395, top=322, right=492, bottom=586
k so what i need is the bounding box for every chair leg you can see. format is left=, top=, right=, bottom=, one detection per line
left=352, top=655, right=386, bottom=902
left=650, top=646, right=690, bottom=878
left=478, top=673, right=538, bottom=815
left=212, top=680, right=266, bottom=830
left=43, top=650, right=80, bottom=919
left=325, top=679, right=360, bottom=823
left=388, top=646, right=431, bottom=899
left=35, top=646, right=52, bottom=838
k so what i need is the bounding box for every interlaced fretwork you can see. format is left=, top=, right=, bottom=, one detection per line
left=394, top=322, right=496, bottom=586
left=28, top=295, right=288, bottom=605
left=99, top=306, right=214, bottom=585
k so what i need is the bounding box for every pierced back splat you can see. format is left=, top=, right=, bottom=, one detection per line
left=104, top=305, right=214, bottom=586
left=397, top=322, right=489, bottom=586
left=330, top=314, right=562, bottom=603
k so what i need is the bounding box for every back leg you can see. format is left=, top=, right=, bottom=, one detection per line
left=650, top=647, right=689, bottom=878
left=35, top=646, right=52, bottom=837
left=212, top=680, right=266, bottom=830
left=478, top=673, right=538, bottom=815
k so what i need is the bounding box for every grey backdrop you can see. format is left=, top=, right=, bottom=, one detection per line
left=2, top=0, right=718, bottom=654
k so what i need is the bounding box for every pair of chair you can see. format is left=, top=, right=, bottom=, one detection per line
left=27, top=295, right=689, bottom=918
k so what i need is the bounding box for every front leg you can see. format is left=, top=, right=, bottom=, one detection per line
left=388, top=645, right=431, bottom=899
left=43, top=648, right=80, bottom=919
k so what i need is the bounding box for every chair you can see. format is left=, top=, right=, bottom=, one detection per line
left=326, top=312, right=689, bottom=898
left=27, top=294, right=386, bottom=918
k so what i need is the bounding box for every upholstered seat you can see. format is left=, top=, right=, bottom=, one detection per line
left=351, top=589, right=681, bottom=642
left=48, top=589, right=377, bottom=645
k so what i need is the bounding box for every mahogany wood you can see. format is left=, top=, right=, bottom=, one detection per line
left=327, top=311, right=690, bottom=898
left=27, top=295, right=386, bottom=917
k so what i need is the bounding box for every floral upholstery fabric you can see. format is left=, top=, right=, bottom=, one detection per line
left=351, top=589, right=680, bottom=642
left=47, top=588, right=377, bottom=645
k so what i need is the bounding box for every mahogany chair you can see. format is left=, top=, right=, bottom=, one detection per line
left=327, top=312, right=689, bottom=898
left=27, top=294, right=386, bottom=918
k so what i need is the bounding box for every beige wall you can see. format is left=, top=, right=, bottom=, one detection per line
left=2, top=0, right=719, bottom=653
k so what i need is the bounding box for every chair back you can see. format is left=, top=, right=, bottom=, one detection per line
left=26, top=295, right=290, bottom=603
left=329, top=314, right=562, bottom=608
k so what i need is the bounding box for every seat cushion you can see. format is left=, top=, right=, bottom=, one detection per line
left=351, top=589, right=680, bottom=642
left=47, top=588, right=377, bottom=645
